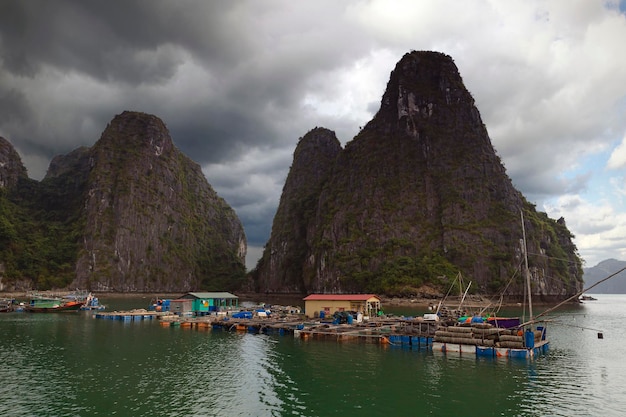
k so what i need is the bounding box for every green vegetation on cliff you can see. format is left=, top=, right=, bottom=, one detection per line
left=0, top=176, right=83, bottom=289
left=0, top=112, right=247, bottom=292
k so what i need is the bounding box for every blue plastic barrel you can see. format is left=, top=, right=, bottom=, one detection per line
left=476, top=346, right=495, bottom=357
left=525, top=330, right=535, bottom=348
left=320, top=311, right=325, bottom=319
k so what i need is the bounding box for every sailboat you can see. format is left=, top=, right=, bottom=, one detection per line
left=432, top=211, right=549, bottom=358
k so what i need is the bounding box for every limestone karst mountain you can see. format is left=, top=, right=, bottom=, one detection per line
left=252, top=51, right=583, bottom=299
left=0, top=111, right=247, bottom=292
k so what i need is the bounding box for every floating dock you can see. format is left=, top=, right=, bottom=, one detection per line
left=154, top=314, right=438, bottom=347
left=94, top=310, right=547, bottom=358
left=94, top=309, right=174, bottom=321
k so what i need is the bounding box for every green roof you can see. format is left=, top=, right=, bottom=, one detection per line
left=180, top=292, right=239, bottom=300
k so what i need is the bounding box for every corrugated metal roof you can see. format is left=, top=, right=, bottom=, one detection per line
left=302, top=294, right=380, bottom=301
left=180, top=292, right=239, bottom=299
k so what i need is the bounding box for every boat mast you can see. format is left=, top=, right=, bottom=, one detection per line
left=521, top=210, right=533, bottom=324
left=458, top=280, right=472, bottom=312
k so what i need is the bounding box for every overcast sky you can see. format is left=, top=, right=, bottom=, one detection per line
left=1, top=1, right=626, bottom=272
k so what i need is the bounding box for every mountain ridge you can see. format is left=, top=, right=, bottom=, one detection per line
left=583, top=258, right=626, bottom=293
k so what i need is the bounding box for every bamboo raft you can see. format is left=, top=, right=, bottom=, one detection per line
left=94, top=309, right=174, bottom=321
left=432, top=323, right=548, bottom=358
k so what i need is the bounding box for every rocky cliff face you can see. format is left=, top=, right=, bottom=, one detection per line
left=73, top=111, right=247, bottom=291
left=0, top=136, right=27, bottom=189
left=0, top=111, right=247, bottom=292
left=253, top=51, right=583, bottom=299
left=251, top=128, right=341, bottom=292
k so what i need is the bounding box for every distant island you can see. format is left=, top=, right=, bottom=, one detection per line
left=583, top=259, right=626, bottom=294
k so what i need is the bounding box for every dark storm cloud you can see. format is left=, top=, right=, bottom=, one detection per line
left=0, top=86, right=30, bottom=127
left=0, top=1, right=362, bottom=172
left=0, top=0, right=246, bottom=84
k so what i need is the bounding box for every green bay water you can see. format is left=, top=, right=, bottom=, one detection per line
left=1, top=295, right=625, bottom=416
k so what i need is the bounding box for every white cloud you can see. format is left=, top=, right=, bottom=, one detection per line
left=545, top=193, right=626, bottom=267
left=607, top=134, right=626, bottom=170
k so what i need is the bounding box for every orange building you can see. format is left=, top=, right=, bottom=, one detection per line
left=303, top=294, right=381, bottom=318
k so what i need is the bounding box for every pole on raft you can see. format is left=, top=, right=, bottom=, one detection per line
left=521, top=210, right=533, bottom=330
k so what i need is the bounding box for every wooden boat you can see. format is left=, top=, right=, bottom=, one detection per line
left=25, top=296, right=83, bottom=312
left=432, top=212, right=550, bottom=359
left=54, top=290, right=106, bottom=311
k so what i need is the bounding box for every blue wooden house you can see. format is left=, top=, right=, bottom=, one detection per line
left=178, top=292, right=239, bottom=315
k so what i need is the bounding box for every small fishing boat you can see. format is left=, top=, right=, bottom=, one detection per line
left=0, top=298, right=14, bottom=313
left=61, top=290, right=106, bottom=311
left=79, top=293, right=106, bottom=311
left=25, top=296, right=83, bottom=312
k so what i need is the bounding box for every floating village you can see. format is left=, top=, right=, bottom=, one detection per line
left=1, top=288, right=558, bottom=360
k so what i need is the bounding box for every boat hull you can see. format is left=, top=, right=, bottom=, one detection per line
left=25, top=301, right=83, bottom=313
left=486, top=317, right=521, bottom=329
left=434, top=340, right=549, bottom=359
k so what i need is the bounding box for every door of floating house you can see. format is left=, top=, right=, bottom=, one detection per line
left=178, top=292, right=239, bottom=314
left=169, top=299, right=193, bottom=316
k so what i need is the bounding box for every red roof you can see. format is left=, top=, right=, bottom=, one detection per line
left=303, top=294, right=379, bottom=301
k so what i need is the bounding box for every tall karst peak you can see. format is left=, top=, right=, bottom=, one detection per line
left=253, top=50, right=583, bottom=299
left=251, top=127, right=341, bottom=292
left=0, top=110, right=247, bottom=292
left=75, top=110, right=247, bottom=292
left=378, top=53, right=457, bottom=115
left=366, top=51, right=484, bottom=142
left=292, top=127, right=342, bottom=182
left=96, top=110, right=174, bottom=158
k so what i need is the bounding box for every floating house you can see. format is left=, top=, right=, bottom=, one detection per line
left=303, top=294, right=382, bottom=318
left=177, top=292, right=239, bottom=315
